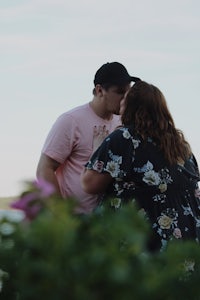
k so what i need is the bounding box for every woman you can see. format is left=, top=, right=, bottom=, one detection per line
left=81, top=81, right=200, bottom=251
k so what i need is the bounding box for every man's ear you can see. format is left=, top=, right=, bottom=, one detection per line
left=95, top=84, right=104, bottom=97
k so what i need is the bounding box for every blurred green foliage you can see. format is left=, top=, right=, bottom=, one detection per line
left=1, top=198, right=200, bottom=300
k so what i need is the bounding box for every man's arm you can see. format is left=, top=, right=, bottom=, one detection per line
left=36, top=153, right=62, bottom=196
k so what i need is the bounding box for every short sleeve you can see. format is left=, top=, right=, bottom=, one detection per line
left=42, top=113, right=79, bottom=164
left=86, top=128, right=133, bottom=178
left=183, top=154, right=200, bottom=181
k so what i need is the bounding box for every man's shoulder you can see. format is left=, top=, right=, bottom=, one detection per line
left=65, top=103, right=89, bottom=116
left=57, top=103, right=90, bottom=121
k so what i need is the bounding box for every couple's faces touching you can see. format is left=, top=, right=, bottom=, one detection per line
left=96, top=83, right=131, bottom=115
left=119, top=89, right=130, bottom=116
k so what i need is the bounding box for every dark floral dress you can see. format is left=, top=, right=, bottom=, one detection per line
left=86, top=126, right=200, bottom=251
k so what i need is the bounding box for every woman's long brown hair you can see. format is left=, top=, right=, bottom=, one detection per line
left=121, top=81, right=191, bottom=165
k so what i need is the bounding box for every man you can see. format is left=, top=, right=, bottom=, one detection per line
left=36, top=62, right=140, bottom=213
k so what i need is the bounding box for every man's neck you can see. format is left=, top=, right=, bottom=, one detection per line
left=89, top=99, right=113, bottom=121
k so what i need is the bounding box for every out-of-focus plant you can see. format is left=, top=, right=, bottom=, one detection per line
left=1, top=180, right=200, bottom=299
left=10, top=179, right=55, bottom=220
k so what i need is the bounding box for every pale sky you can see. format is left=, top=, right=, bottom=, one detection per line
left=0, top=0, right=200, bottom=197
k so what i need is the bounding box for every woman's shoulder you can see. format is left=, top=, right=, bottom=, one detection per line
left=112, top=125, right=139, bottom=137
left=106, top=126, right=141, bottom=144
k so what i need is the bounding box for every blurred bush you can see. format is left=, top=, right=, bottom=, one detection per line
left=1, top=181, right=200, bottom=299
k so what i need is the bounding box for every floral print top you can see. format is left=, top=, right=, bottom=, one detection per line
left=86, top=126, right=200, bottom=251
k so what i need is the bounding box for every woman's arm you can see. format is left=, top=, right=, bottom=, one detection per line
left=81, top=169, right=112, bottom=194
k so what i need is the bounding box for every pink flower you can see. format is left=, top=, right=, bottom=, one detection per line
left=34, top=178, right=55, bottom=197
left=10, top=179, right=55, bottom=221
left=11, top=193, right=42, bottom=221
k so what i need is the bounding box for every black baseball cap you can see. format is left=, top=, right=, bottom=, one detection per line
left=94, top=62, right=141, bottom=86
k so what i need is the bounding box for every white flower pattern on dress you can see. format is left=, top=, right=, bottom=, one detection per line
left=158, top=183, right=167, bottom=193
left=131, top=138, right=140, bottom=149
left=154, top=208, right=179, bottom=242
left=86, top=126, right=200, bottom=249
left=105, top=161, right=120, bottom=177
left=122, top=129, right=131, bottom=139
left=182, top=205, right=194, bottom=217
left=108, top=150, right=122, bottom=164
left=110, top=198, right=121, bottom=209
left=143, top=170, right=161, bottom=186
left=93, top=160, right=104, bottom=173
left=158, top=214, right=174, bottom=229
left=173, top=228, right=182, bottom=239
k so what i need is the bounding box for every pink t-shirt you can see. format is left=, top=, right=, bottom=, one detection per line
left=42, top=103, right=121, bottom=214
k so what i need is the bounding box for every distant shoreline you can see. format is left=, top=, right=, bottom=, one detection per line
left=0, top=197, right=15, bottom=209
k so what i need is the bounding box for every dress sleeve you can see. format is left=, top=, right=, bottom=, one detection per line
left=183, top=154, right=200, bottom=181
left=85, top=128, right=132, bottom=178
left=191, top=154, right=200, bottom=178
